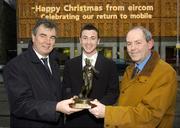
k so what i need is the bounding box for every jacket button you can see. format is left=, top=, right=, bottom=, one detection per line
left=105, top=124, right=109, bottom=127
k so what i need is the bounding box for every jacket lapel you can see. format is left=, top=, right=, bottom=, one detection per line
left=121, top=51, right=160, bottom=91
left=94, top=53, right=104, bottom=78
left=28, top=45, right=59, bottom=97
left=76, top=55, right=84, bottom=86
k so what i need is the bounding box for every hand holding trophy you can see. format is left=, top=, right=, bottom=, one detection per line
left=70, top=58, right=99, bottom=109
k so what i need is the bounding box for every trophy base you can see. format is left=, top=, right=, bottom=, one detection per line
left=70, top=98, right=96, bottom=109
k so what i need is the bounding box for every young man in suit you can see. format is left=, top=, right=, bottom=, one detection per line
left=89, top=26, right=177, bottom=128
left=3, top=19, right=81, bottom=128
left=62, top=23, right=119, bottom=128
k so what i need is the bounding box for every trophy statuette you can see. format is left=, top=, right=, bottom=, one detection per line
left=70, top=58, right=99, bottom=109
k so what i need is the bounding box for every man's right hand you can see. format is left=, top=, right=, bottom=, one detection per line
left=56, top=97, right=83, bottom=115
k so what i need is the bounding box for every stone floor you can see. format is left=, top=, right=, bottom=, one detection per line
left=0, top=73, right=180, bottom=128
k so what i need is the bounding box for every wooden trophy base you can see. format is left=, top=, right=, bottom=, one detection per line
left=70, top=98, right=96, bottom=109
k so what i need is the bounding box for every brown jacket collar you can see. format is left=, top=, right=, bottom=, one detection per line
left=130, top=51, right=160, bottom=77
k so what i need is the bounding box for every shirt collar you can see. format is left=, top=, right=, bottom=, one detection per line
left=82, top=52, right=98, bottom=67
left=33, top=48, right=49, bottom=61
left=136, top=53, right=151, bottom=71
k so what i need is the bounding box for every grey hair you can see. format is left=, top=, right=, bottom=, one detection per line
left=32, top=18, right=58, bottom=36
left=128, top=26, right=152, bottom=42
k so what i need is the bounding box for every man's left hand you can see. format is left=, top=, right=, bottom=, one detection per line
left=89, top=99, right=105, bottom=118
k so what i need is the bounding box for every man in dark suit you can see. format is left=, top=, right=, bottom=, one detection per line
left=63, top=23, right=119, bottom=128
left=3, top=19, right=81, bottom=128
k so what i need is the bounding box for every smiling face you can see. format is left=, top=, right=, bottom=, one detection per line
left=126, top=28, right=153, bottom=64
left=80, top=30, right=100, bottom=57
left=32, top=24, right=56, bottom=57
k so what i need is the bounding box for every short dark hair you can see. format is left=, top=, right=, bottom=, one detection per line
left=80, top=23, right=99, bottom=38
left=32, top=18, right=58, bottom=35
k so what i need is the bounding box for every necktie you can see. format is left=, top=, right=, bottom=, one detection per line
left=131, top=67, right=140, bottom=79
left=41, top=58, right=50, bottom=72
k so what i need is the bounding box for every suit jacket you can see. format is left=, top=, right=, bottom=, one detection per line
left=3, top=43, right=63, bottom=128
left=62, top=53, right=119, bottom=128
left=105, top=51, right=177, bottom=128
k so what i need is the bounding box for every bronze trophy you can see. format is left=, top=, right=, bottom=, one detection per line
left=70, top=58, right=99, bottom=109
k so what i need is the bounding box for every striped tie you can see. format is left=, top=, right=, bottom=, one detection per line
left=131, top=67, right=140, bottom=79
left=41, top=58, right=50, bottom=72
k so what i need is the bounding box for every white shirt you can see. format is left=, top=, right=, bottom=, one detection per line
left=82, top=52, right=98, bottom=67
left=33, top=49, right=52, bottom=73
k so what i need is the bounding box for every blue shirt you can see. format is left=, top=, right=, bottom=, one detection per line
left=135, top=53, right=152, bottom=72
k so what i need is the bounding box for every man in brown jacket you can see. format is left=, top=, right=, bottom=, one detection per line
left=89, top=26, right=177, bottom=128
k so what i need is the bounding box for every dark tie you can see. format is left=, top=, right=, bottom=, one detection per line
left=41, top=58, right=50, bottom=72
left=131, top=67, right=140, bottom=79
